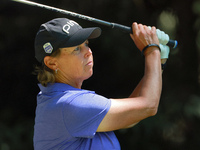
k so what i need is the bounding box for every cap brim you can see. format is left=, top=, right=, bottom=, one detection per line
left=60, top=27, right=101, bottom=48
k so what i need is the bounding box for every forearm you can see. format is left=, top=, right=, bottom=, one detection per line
left=129, top=78, right=143, bottom=98
left=140, top=49, right=162, bottom=110
left=129, top=54, right=164, bottom=98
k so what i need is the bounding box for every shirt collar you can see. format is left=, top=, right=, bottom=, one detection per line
left=38, top=83, right=82, bottom=93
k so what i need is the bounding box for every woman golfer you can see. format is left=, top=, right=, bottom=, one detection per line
left=33, top=18, right=169, bottom=150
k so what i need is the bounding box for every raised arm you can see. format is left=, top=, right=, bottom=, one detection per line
left=97, top=23, right=162, bottom=132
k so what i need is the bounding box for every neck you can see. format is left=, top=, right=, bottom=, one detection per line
left=55, top=74, right=83, bottom=89
left=69, top=80, right=83, bottom=89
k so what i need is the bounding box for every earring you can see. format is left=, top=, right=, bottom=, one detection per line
left=55, top=69, right=58, bottom=74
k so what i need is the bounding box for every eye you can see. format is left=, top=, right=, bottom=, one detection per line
left=85, top=42, right=89, bottom=47
left=74, top=46, right=80, bottom=51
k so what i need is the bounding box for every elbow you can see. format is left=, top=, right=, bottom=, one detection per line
left=144, top=107, right=158, bottom=118
left=145, top=98, right=160, bottom=117
left=148, top=107, right=158, bottom=116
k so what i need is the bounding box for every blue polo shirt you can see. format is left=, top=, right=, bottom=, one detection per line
left=33, top=83, right=120, bottom=150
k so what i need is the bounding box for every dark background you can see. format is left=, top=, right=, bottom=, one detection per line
left=0, top=0, right=200, bottom=149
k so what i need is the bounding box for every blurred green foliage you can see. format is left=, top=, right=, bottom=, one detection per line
left=0, top=0, right=199, bottom=149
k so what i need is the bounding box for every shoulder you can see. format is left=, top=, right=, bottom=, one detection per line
left=61, top=90, right=111, bottom=109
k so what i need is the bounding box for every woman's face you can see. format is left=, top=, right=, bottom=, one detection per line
left=55, top=40, right=94, bottom=86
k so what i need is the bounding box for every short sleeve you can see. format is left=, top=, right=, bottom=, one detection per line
left=62, top=91, right=111, bottom=138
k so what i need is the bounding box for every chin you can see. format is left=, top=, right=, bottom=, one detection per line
left=88, top=71, right=93, bottom=78
left=84, top=71, right=93, bottom=80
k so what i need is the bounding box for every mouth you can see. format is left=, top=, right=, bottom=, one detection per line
left=86, top=60, right=93, bottom=66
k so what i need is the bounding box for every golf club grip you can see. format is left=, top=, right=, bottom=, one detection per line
left=112, top=23, right=178, bottom=48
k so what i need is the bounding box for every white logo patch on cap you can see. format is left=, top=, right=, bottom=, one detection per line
left=43, top=42, right=53, bottom=54
left=63, top=20, right=79, bottom=34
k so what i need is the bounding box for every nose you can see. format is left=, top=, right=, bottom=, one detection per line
left=84, top=47, right=92, bottom=58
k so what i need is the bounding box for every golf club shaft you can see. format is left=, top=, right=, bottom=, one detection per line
left=12, top=0, right=178, bottom=48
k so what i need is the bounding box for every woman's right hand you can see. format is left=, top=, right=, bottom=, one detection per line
left=130, top=22, right=160, bottom=54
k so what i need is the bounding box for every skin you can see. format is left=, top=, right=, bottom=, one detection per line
left=97, top=23, right=162, bottom=131
left=44, top=22, right=163, bottom=132
left=44, top=40, right=92, bottom=89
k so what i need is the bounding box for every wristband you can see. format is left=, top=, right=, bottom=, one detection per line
left=142, top=44, right=161, bottom=56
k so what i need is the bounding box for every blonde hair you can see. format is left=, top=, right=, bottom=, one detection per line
left=35, top=49, right=61, bottom=87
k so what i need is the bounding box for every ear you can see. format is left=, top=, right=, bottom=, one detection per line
left=44, top=56, right=57, bottom=71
